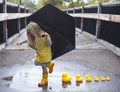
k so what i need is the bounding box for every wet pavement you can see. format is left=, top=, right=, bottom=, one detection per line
left=0, top=30, right=120, bottom=92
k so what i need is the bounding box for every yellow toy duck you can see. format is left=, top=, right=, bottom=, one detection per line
left=101, top=76, right=106, bottom=81
left=19, top=48, right=25, bottom=51
left=62, top=73, right=72, bottom=83
left=76, top=75, right=83, bottom=83
left=106, top=76, right=110, bottom=81
left=86, top=75, right=92, bottom=82
left=94, top=76, right=99, bottom=82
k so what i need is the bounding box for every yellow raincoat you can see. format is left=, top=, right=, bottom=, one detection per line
left=35, top=35, right=52, bottom=63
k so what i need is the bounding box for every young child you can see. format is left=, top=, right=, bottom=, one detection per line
left=17, top=22, right=54, bottom=87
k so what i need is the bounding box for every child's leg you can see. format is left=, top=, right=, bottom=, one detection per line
left=47, top=61, right=54, bottom=74
left=42, top=66, right=48, bottom=74
left=38, top=66, right=48, bottom=87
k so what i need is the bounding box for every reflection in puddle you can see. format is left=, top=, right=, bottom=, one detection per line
left=62, top=82, right=71, bottom=88
left=76, top=82, right=83, bottom=87
left=9, top=63, right=120, bottom=92
left=41, top=84, right=48, bottom=90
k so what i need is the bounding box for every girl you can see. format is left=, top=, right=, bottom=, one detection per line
left=17, top=22, right=54, bottom=87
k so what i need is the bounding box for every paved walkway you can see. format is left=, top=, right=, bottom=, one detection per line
left=0, top=30, right=120, bottom=92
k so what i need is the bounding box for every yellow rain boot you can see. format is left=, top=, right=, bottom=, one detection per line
left=48, top=61, right=54, bottom=73
left=38, top=73, right=48, bottom=87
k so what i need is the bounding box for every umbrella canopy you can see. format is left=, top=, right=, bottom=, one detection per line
left=27, top=4, right=75, bottom=59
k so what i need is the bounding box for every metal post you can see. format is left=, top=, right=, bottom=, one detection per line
left=19, top=0, right=22, bottom=5
left=67, top=9, right=69, bottom=14
left=96, top=3, right=101, bottom=39
left=24, top=7, right=27, bottom=27
left=81, top=6, right=84, bottom=33
left=18, top=4, right=21, bottom=33
left=73, top=8, right=75, bottom=13
left=3, top=0, right=8, bottom=45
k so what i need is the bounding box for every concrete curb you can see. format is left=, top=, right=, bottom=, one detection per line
left=98, top=39, right=120, bottom=56
left=78, top=29, right=120, bottom=56
left=0, top=29, right=25, bottom=51
left=0, top=43, right=5, bottom=51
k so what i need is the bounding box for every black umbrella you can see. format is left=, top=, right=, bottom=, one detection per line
left=27, top=4, right=75, bottom=59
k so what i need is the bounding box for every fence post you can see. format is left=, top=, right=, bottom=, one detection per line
left=96, top=3, right=101, bottom=39
left=3, top=0, right=8, bottom=45
left=18, top=4, right=21, bottom=33
left=81, top=6, right=84, bottom=32
left=19, top=0, right=22, bottom=5
left=67, top=9, right=69, bottom=14
left=73, top=8, right=75, bottom=13
left=73, top=8, right=76, bottom=32
left=24, top=7, right=27, bottom=28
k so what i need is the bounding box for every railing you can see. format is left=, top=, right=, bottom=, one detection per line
left=0, top=0, right=120, bottom=56
left=69, top=13, right=120, bottom=23
left=63, top=2, right=120, bottom=49
left=0, top=13, right=31, bottom=21
left=0, top=0, right=31, bottom=50
left=63, top=2, right=120, bottom=56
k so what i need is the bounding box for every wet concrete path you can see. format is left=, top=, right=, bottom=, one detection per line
left=0, top=31, right=120, bottom=92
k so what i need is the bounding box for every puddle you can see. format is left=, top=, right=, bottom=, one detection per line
left=2, top=76, right=13, bottom=81
left=9, top=61, right=120, bottom=92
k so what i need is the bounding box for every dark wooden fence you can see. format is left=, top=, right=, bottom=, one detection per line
left=0, top=0, right=30, bottom=47
left=64, top=2, right=120, bottom=48
left=0, top=1, right=120, bottom=52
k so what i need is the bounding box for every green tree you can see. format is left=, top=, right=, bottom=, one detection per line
left=7, top=0, right=19, bottom=4
left=71, top=0, right=85, bottom=8
left=39, top=0, right=63, bottom=8
left=36, top=0, right=86, bottom=9
left=7, top=0, right=37, bottom=12
left=86, top=0, right=110, bottom=5
left=33, top=0, right=117, bottom=10
left=110, top=0, right=120, bottom=2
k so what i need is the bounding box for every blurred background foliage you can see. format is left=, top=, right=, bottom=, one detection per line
left=7, top=0, right=120, bottom=11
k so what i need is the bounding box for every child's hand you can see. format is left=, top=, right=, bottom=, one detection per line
left=16, top=42, right=22, bottom=46
left=16, top=40, right=27, bottom=46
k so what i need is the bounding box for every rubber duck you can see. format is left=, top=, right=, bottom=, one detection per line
left=19, top=48, right=25, bottom=51
left=101, top=76, right=105, bottom=81
left=106, top=76, right=110, bottom=81
left=76, top=75, right=83, bottom=83
left=62, top=73, right=68, bottom=80
left=86, top=75, right=92, bottom=82
left=62, top=73, right=72, bottom=83
left=94, top=76, right=99, bottom=82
